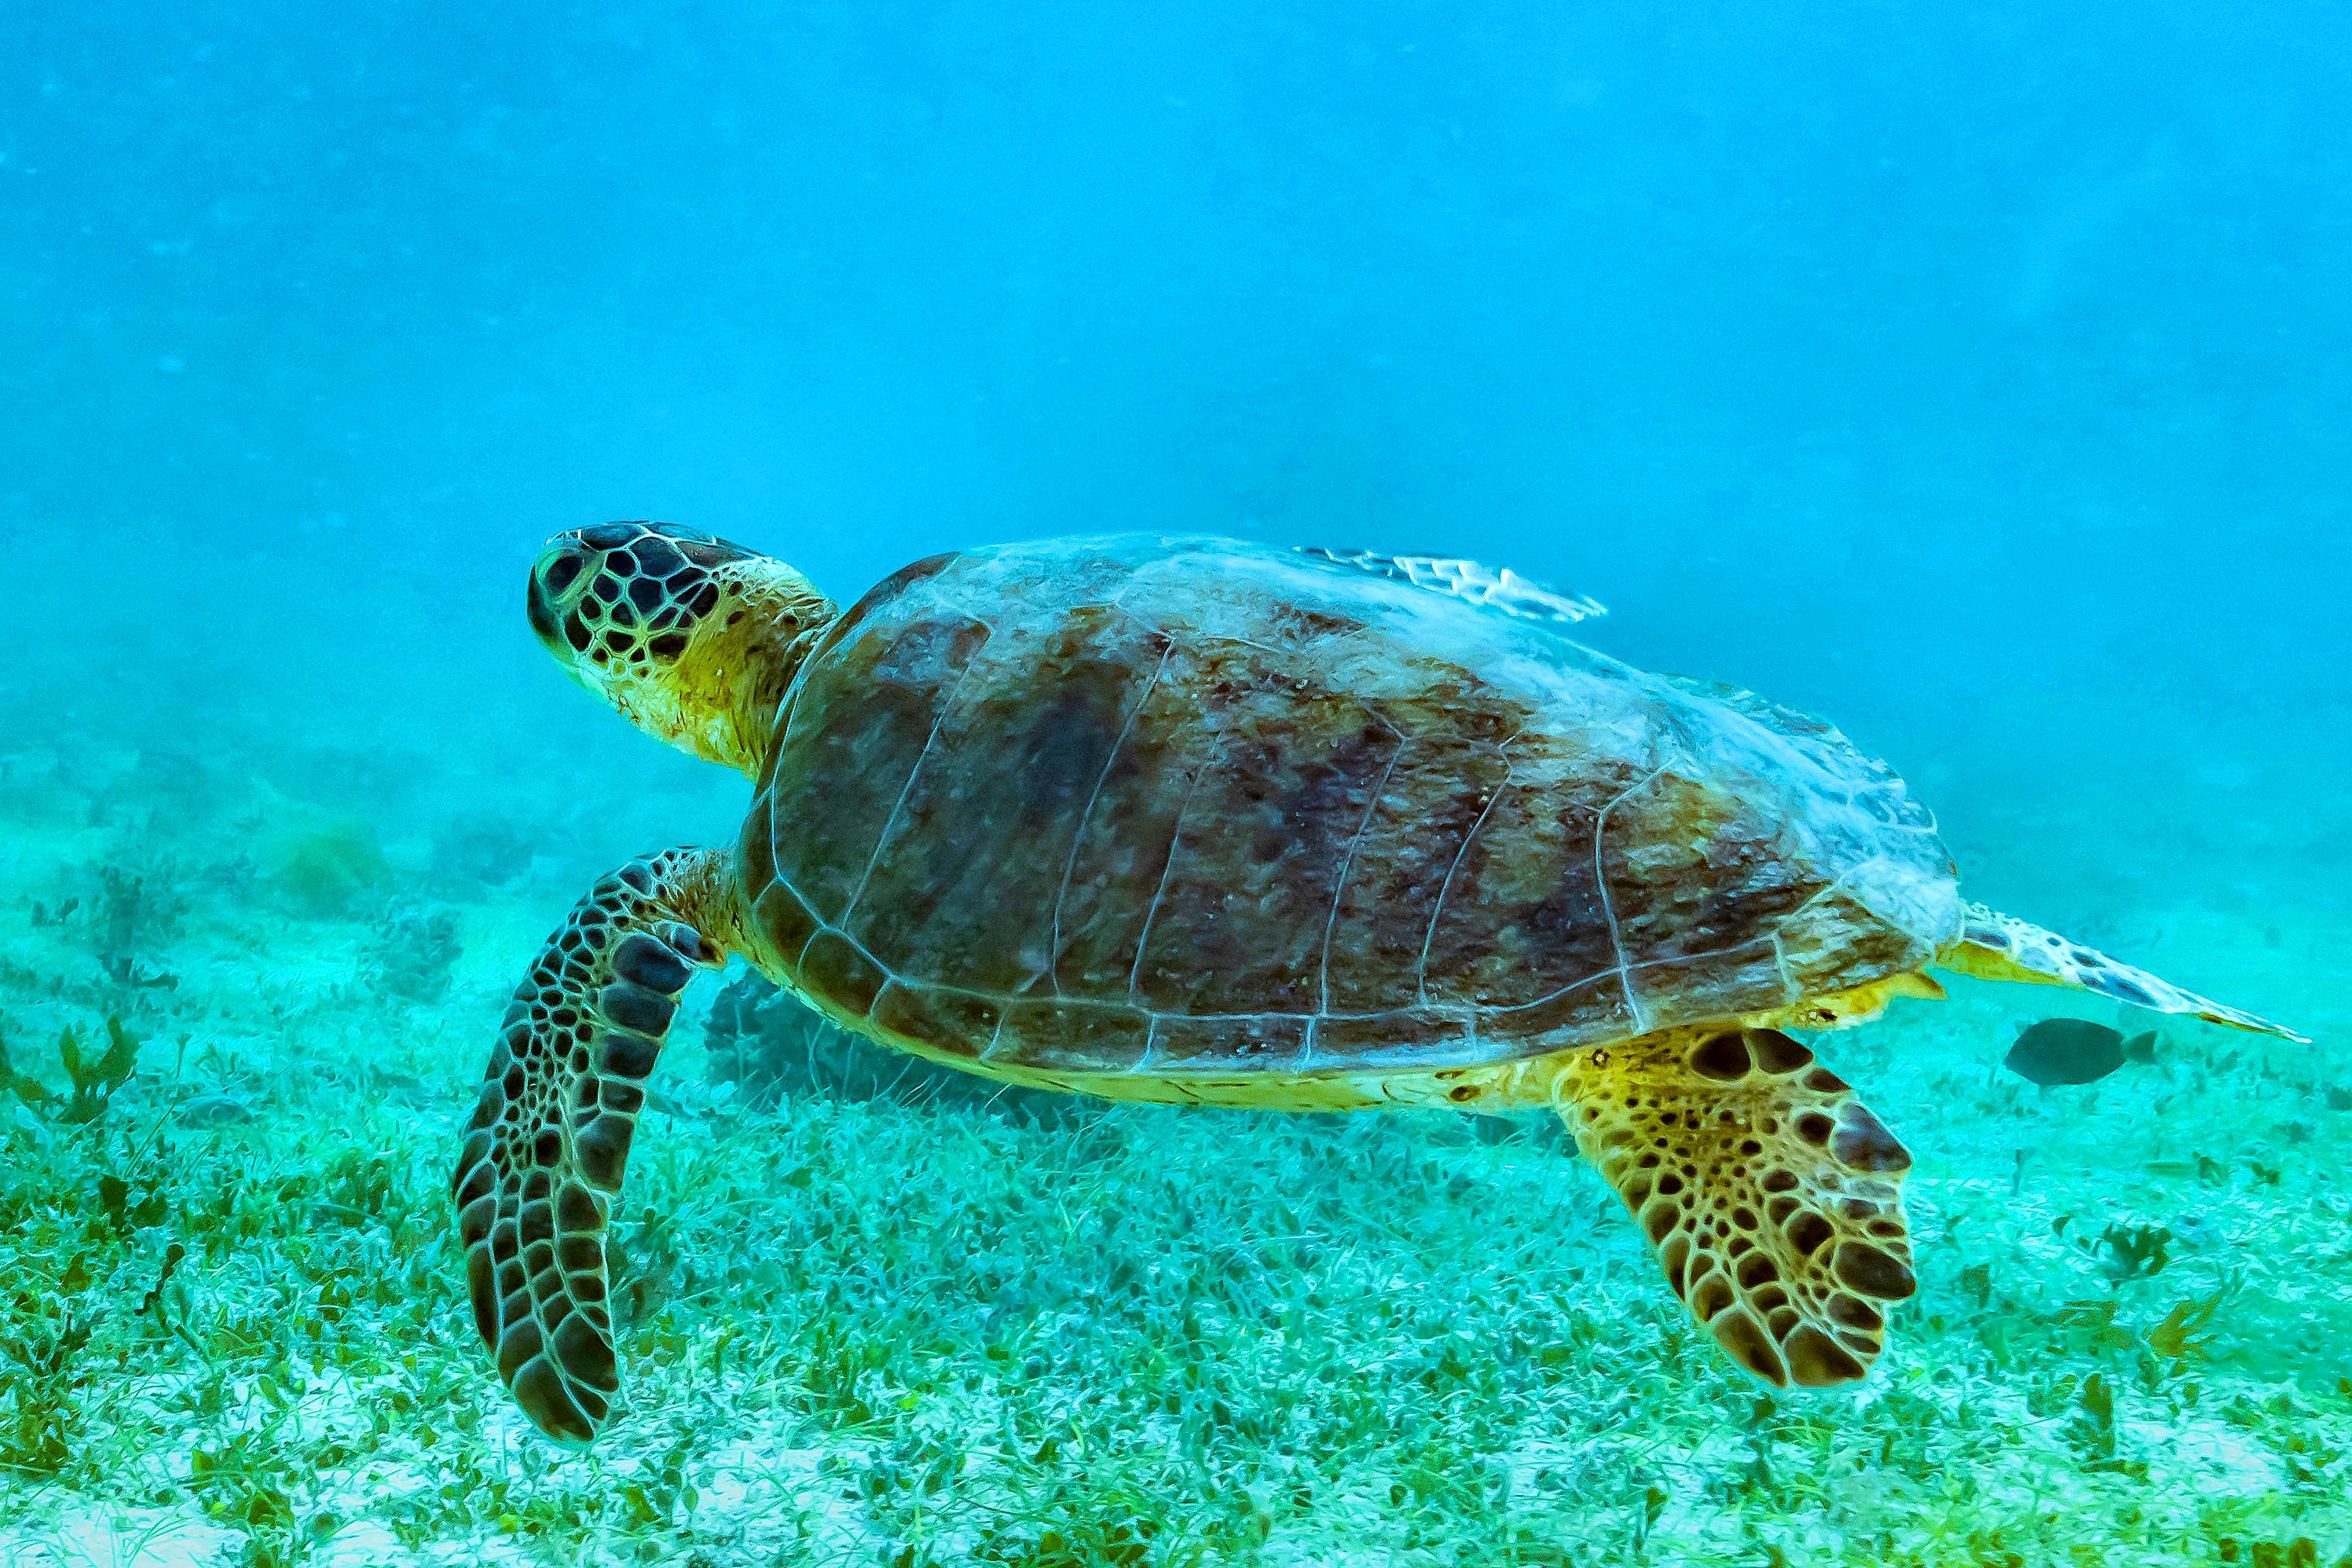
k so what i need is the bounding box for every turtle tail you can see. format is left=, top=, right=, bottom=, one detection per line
left=1936, top=902, right=2306, bottom=1042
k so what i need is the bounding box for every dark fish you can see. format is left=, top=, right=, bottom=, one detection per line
left=2004, top=1019, right=2134, bottom=1086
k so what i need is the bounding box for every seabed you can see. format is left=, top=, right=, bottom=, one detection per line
left=1, top=697, right=2347, bottom=1568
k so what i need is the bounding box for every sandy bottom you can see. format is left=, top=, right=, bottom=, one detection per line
left=1, top=703, right=2346, bottom=1568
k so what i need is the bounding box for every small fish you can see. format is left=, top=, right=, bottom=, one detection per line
left=176, top=1093, right=255, bottom=1127
left=2003, top=1019, right=2147, bottom=1086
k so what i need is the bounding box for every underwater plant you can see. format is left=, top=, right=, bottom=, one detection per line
left=0, top=1305, right=95, bottom=1478
left=431, top=816, right=540, bottom=889
left=0, top=1015, right=140, bottom=1125
left=363, top=902, right=463, bottom=1004
left=703, top=968, right=1065, bottom=1119
left=93, top=862, right=184, bottom=988
left=2146, top=1286, right=2229, bottom=1366
left=2079, top=1219, right=2175, bottom=1284
left=263, top=815, right=393, bottom=917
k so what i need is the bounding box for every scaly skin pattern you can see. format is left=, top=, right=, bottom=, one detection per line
left=526, top=521, right=837, bottom=776
left=1555, top=1025, right=1917, bottom=1389
left=451, top=849, right=735, bottom=1443
left=736, top=535, right=1960, bottom=1076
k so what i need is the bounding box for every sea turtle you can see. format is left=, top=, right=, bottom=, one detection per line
left=456, top=523, right=2299, bottom=1442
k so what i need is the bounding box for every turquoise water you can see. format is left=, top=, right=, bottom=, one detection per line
left=3, top=5, right=2349, bottom=1564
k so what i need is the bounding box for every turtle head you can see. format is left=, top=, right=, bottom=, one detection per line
left=528, top=522, right=837, bottom=775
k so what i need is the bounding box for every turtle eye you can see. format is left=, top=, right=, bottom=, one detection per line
left=529, top=545, right=589, bottom=647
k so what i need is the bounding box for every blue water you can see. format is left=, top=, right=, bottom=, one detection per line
left=5, top=5, right=2350, bottom=1563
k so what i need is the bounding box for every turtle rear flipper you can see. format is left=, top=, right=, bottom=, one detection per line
left=452, top=849, right=731, bottom=1443
left=1559, top=1028, right=1918, bottom=1389
left=1939, top=902, right=2305, bottom=1042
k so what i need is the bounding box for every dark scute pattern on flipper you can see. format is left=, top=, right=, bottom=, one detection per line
left=1830, top=1103, right=1912, bottom=1174
left=451, top=851, right=721, bottom=1444
left=613, top=932, right=693, bottom=992
left=1565, top=1028, right=1915, bottom=1391
left=1832, top=1239, right=1917, bottom=1300
left=1783, top=1325, right=1865, bottom=1386
left=573, top=1116, right=634, bottom=1191
left=600, top=1029, right=661, bottom=1079
left=1690, top=1031, right=1752, bottom=1081
left=599, top=981, right=676, bottom=1036
left=1750, top=1030, right=1813, bottom=1075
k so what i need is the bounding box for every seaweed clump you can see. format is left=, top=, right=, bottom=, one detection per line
left=264, top=817, right=391, bottom=917
left=430, top=816, right=538, bottom=889
left=361, top=903, right=463, bottom=1004
left=1, top=1016, right=140, bottom=1125
left=95, top=865, right=183, bottom=988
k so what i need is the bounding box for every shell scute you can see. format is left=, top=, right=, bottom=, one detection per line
left=995, top=998, right=1153, bottom=1072
left=1150, top=1013, right=1311, bottom=1071
left=843, top=606, right=1166, bottom=997
left=1125, top=687, right=1404, bottom=1019
left=769, top=613, right=991, bottom=922
left=1310, top=1006, right=1475, bottom=1059
left=800, top=932, right=887, bottom=1019
left=869, top=982, right=997, bottom=1060
left=1421, top=789, right=1621, bottom=1022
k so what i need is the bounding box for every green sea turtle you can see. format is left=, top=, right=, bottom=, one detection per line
left=456, top=523, right=2299, bottom=1442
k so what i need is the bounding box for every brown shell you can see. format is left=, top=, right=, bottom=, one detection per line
left=738, top=536, right=1960, bottom=1075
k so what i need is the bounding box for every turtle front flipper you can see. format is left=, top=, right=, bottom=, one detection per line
left=1940, top=902, right=2306, bottom=1042
left=452, top=848, right=732, bottom=1442
left=1558, top=1029, right=1917, bottom=1390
